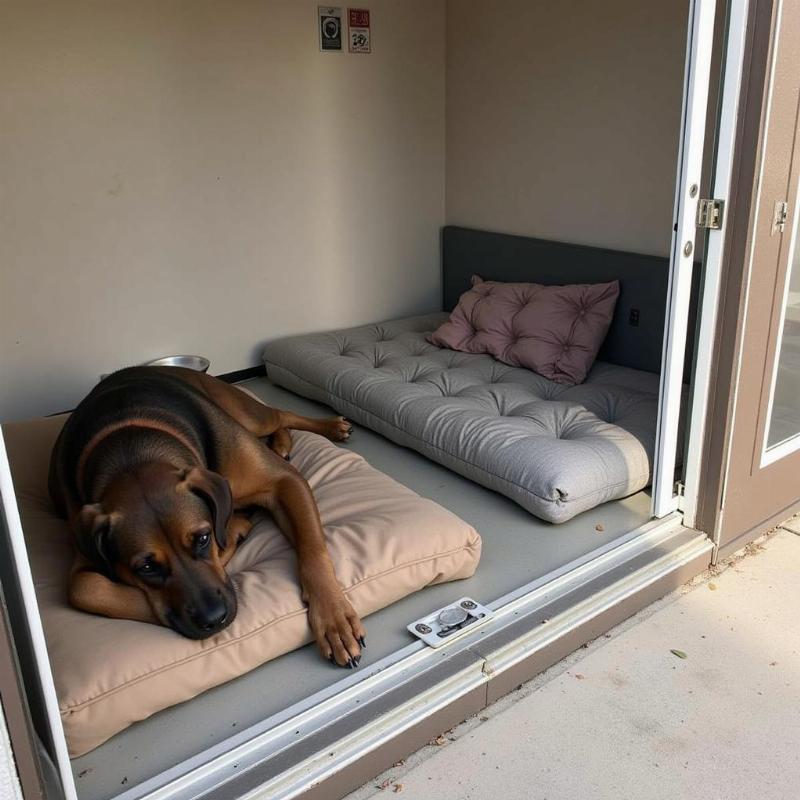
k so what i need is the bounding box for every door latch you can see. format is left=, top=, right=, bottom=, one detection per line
left=408, top=598, right=494, bottom=648
left=773, top=200, right=789, bottom=234
left=696, top=198, right=725, bottom=230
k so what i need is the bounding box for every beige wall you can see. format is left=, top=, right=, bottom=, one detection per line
left=0, top=1, right=446, bottom=420
left=1, top=0, right=694, bottom=420
left=445, top=0, right=688, bottom=257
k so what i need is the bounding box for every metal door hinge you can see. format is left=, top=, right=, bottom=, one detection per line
left=696, top=198, right=725, bottom=230
left=773, top=200, right=789, bottom=234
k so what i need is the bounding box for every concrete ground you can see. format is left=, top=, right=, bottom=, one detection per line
left=347, top=524, right=800, bottom=800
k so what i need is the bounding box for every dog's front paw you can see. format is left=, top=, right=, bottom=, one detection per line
left=323, top=416, right=353, bottom=442
left=306, top=590, right=365, bottom=668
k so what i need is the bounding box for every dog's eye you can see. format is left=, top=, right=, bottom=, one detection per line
left=194, top=531, right=211, bottom=551
left=136, top=559, right=158, bottom=576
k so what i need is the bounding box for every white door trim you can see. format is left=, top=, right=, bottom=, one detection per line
left=0, top=428, right=77, bottom=800
left=652, top=0, right=719, bottom=518
left=682, top=0, right=752, bottom=528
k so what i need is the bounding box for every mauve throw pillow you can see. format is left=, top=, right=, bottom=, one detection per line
left=427, top=276, right=620, bottom=385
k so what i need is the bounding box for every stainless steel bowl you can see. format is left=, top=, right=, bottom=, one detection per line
left=143, top=355, right=211, bottom=373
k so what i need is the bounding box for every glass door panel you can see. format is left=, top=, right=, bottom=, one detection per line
left=765, top=189, right=800, bottom=453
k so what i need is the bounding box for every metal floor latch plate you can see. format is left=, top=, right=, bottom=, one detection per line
left=407, top=597, right=494, bottom=648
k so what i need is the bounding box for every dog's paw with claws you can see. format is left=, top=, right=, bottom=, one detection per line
left=306, top=590, right=365, bottom=668
left=323, top=416, right=354, bottom=442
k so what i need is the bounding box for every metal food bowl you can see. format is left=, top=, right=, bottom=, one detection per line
left=143, top=355, right=211, bottom=373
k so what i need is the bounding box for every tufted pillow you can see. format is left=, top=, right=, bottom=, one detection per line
left=427, top=276, right=620, bottom=385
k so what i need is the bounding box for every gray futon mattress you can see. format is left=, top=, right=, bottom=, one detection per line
left=262, top=313, right=659, bottom=523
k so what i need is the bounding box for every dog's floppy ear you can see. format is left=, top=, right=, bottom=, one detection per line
left=182, top=467, right=233, bottom=550
left=77, top=504, right=116, bottom=578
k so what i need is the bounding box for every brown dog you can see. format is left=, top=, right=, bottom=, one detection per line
left=48, top=366, right=365, bottom=668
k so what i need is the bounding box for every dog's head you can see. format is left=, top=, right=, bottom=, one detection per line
left=77, top=463, right=237, bottom=639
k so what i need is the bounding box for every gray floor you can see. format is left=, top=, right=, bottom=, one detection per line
left=348, top=526, right=800, bottom=800
left=70, top=378, right=652, bottom=800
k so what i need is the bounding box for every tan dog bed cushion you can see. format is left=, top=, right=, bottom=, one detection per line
left=4, top=411, right=481, bottom=758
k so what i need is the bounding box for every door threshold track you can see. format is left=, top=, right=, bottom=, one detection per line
left=123, top=516, right=710, bottom=800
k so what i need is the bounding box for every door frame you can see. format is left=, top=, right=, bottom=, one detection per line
left=695, top=0, right=785, bottom=551
left=0, top=428, right=76, bottom=800
left=757, top=156, right=800, bottom=467
left=682, top=0, right=753, bottom=528
left=0, top=583, right=45, bottom=800
left=652, top=0, right=719, bottom=519
left=714, top=0, right=800, bottom=543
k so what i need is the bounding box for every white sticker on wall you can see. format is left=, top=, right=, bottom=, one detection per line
left=348, top=8, right=371, bottom=53
left=319, top=6, right=343, bottom=52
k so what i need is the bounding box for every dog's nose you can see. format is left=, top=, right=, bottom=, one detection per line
left=201, top=608, right=228, bottom=631
left=191, top=597, right=229, bottom=632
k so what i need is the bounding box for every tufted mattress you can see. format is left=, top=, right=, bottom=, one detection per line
left=262, top=313, right=660, bottom=524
